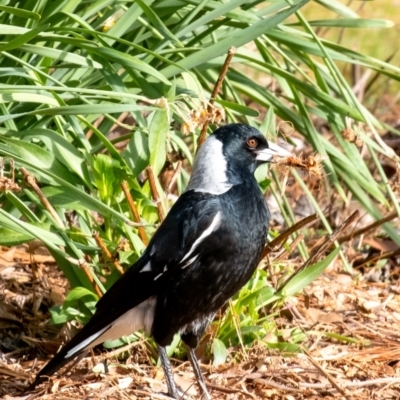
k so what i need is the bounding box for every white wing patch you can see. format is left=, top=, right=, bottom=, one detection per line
left=181, top=254, right=199, bottom=269
left=154, top=272, right=163, bottom=281
left=139, top=261, right=151, bottom=273
left=64, top=298, right=156, bottom=358
left=180, top=211, right=222, bottom=265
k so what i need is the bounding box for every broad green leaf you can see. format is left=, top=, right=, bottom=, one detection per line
left=20, top=44, right=102, bottom=68
left=161, top=0, right=310, bottom=77
left=31, top=104, right=156, bottom=116
left=92, top=154, right=124, bottom=204
left=0, top=93, right=59, bottom=106
left=0, top=226, right=38, bottom=246
left=0, top=25, right=49, bottom=52
left=123, top=130, right=150, bottom=177
left=92, top=47, right=171, bottom=85
left=212, top=338, right=228, bottom=365
left=289, top=18, right=394, bottom=29
left=314, top=0, right=359, bottom=18
left=280, top=249, right=340, bottom=298
left=0, top=136, right=80, bottom=185
left=149, top=110, right=169, bottom=175
left=0, top=211, right=65, bottom=248
left=0, top=5, right=40, bottom=20
left=215, top=99, right=259, bottom=117
left=17, top=129, right=91, bottom=187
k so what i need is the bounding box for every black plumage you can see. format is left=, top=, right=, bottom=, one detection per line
left=29, top=123, right=290, bottom=398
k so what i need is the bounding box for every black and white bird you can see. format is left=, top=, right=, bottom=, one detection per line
left=30, top=123, right=290, bottom=398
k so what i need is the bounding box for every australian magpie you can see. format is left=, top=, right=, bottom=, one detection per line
left=29, top=123, right=291, bottom=398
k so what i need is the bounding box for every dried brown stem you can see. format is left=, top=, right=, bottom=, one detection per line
left=67, top=258, right=103, bottom=298
left=261, top=214, right=318, bottom=259
left=165, top=160, right=182, bottom=196
left=85, top=115, right=105, bottom=140
left=121, top=181, right=148, bottom=245
left=337, top=211, right=398, bottom=244
left=275, top=210, right=359, bottom=294
left=355, top=247, right=400, bottom=269
left=9, top=158, right=15, bottom=182
left=274, top=233, right=304, bottom=262
left=206, top=383, right=257, bottom=398
left=146, top=166, right=165, bottom=222
left=197, top=46, right=236, bottom=148
left=303, top=348, right=350, bottom=398
left=92, top=231, right=124, bottom=275
left=20, top=167, right=65, bottom=228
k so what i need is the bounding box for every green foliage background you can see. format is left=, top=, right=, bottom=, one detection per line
left=0, top=0, right=399, bottom=361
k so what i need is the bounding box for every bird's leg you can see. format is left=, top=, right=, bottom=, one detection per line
left=158, top=345, right=180, bottom=399
left=185, top=345, right=211, bottom=400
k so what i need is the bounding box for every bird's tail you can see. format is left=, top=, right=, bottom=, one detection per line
left=29, top=320, right=111, bottom=390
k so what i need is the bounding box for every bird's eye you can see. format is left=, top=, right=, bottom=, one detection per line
left=247, top=138, right=258, bottom=148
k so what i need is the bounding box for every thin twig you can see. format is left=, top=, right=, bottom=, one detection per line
left=197, top=46, right=236, bottom=148
left=9, top=158, right=15, bottom=182
left=274, top=233, right=304, bottom=262
left=66, top=258, right=103, bottom=298
left=20, top=167, right=65, bottom=229
left=206, top=383, right=257, bottom=399
left=253, top=376, right=400, bottom=392
left=303, top=348, right=349, bottom=398
left=86, top=115, right=105, bottom=140
left=355, top=247, right=400, bottom=269
left=261, top=214, right=318, bottom=259
left=276, top=210, right=359, bottom=294
left=252, top=378, right=303, bottom=393
left=337, top=211, right=398, bottom=244
left=92, top=231, right=124, bottom=274
left=121, top=181, right=148, bottom=245
left=146, top=166, right=165, bottom=222
left=165, top=160, right=182, bottom=196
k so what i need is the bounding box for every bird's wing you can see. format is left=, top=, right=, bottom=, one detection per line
left=31, top=190, right=221, bottom=387
left=96, top=190, right=221, bottom=310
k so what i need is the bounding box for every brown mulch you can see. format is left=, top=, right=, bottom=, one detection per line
left=1, top=237, right=400, bottom=400
left=1, top=101, right=400, bottom=399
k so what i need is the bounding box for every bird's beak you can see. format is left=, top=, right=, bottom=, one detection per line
left=256, top=142, right=292, bottom=163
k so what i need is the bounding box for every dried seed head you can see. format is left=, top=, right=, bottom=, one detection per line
left=341, top=117, right=363, bottom=147
left=0, top=158, right=20, bottom=192
left=272, top=153, right=324, bottom=179
left=180, top=104, right=225, bottom=135
left=0, top=177, right=21, bottom=192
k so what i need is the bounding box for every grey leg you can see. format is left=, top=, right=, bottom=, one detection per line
left=158, top=345, right=179, bottom=399
left=185, top=346, right=211, bottom=400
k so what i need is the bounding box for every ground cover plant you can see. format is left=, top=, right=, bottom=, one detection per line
left=0, top=0, right=400, bottom=398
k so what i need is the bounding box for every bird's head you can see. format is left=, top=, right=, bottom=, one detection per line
left=187, top=123, right=291, bottom=195
left=213, top=123, right=291, bottom=173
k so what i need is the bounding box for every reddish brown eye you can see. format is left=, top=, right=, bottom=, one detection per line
left=247, top=138, right=258, bottom=148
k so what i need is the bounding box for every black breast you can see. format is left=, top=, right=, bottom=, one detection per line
left=152, top=180, right=270, bottom=346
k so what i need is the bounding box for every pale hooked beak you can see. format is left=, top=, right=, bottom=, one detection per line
left=256, top=142, right=292, bottom=163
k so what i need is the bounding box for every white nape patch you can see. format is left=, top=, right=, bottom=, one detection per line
left=180, top=212, right=222, bottom=264
left=181, top=254, right=199, bottom=269
left=65, top=298, right=156, bottom=358
left=65, top=325, right=109, bottom=358
left=186, top=136, right=232, bottom=195
left=163, top=265, right=168, bottom=272
left=139, top=261, right=151, bottom=273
